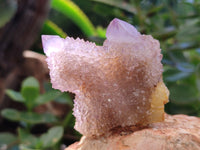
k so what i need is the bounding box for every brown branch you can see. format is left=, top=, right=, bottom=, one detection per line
left=0, top=0, right=50, bottom=77
left=0, top=0, right=50, bottom=114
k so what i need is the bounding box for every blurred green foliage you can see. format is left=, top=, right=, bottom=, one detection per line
left=1, top=77, right=75, bottom=149
left=1, top=0, right=200, bottom=148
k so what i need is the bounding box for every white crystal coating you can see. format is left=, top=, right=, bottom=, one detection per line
left=42, top=18, right=163, bottom=137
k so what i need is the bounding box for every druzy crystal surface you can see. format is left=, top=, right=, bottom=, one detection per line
left=42, top=18, right=168, bottom=137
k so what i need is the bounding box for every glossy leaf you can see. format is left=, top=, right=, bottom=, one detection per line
left=176, top=19, right=200, bottom=42
left=0, top=132, right=17, bottom=145
left=169, top=83, right=198, bottom=104
left=164, top=67, right=193, bottom=82
left=54, top=92, right=73, bottom=106
left=176, top=62, right=195, bottom=73
left=96, top=26, right=106, bottom=38
left=18, top=128, right=40, bottom=148
left=43, top=82, right=73, bottom=106
left=1, top=109, right=21, bottom=122
left=92, top=0, right=137, bottom=14
left=40, top=126, right=64, bottom=148
left=165, top=71, right=192, bottom=82
left=35, top=90, right=62, bottom=106
left=19, top=145, right=39, bottom=150
left=168, top=42, right=199, bottom=51
left=1, top=109, right=57, bottom=124
left=51, top=0, right=96, bottom=36
left=62, top=110, right=73, bottom=128
left=42, top=20, right=67, bottom=38
left=196, top=64, right=200, bottom=93
left=20, top=112, right=58, bottom=124
left=21, top=77, right=40, bottom=110
left=6, top=89, right=24, bottom=102
left=152, top=27, right=177, bottom=41
left=165, top=103, right=198, bottom=115
left=21, top=77, right=39, bottom=89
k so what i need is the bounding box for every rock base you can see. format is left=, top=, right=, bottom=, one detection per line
left=65, top=114, right=200, bottom=150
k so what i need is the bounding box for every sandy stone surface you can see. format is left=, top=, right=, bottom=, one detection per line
left=65, top=114, right=200, bottom=150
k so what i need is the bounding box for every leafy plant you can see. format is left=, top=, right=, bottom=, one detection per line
left=51, top=0, right=96, bottom=37
left=0, top=77, right=74, bottom=149
left=18, top=126, right=63, bottom=149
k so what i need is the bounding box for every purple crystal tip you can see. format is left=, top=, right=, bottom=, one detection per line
left=41, top=35, right=64, bottom=57
left=106, top=18, right=141, bottom=43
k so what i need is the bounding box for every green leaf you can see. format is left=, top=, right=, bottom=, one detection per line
left=18, top=128, right=40, bottom=148
left=54, top=92, right=73, bottom=106
left=96, top=26, right=106, bottom=38
left=43, top=82, right=54, bottom=91
left=20, top=112, right=58, bottom=124
left=22, top=77, right=40, bottom=89
left=51, top=0, right=96, bottom=37
left=164, top=69, right=192, bottom=82
left=6, top=89, right=25, bottom=102
left=40, top=126, right=64, bottom=148
left=176, top=62, right=195, bottom=72
left=152, top=27, right=177, bottom=41
left=21, top=112, right=57, bottom=124
left=35, top=90, right=62, bottom=106
left=1, top=109, right=21, bottom=122
left=0, top=132, right=17, bottom=145
left=19, top=144, right=40, bottom=150
left=42, top=20, right=67, bottom=38
left=42, top=82, right=73, bottom=106
left=168, top=42, right=199, bottom=51
left=196, top=64, right=200, bottom=93
left=176, top=19, right=200, bottom=43
left=1, top=109, right=57, bottom=124
left=165, top=103, right=198, bottom=115
left=169, top=83, right=198, bottom=104
left=62, top=110, right=73, bottom=128
left=21, top=86, right=39, bottom=103
left=21, top=77, right=40, bottom=110
left=147, top=5, right=164, bottom=17
left=92, top=0, right=137, bottom=14
left=165, top=72, right=191, bottom=82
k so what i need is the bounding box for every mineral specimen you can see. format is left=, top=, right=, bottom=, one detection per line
left=42, top=18, right=169, bottom=137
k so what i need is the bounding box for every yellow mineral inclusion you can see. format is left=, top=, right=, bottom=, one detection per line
left=149, top=81, right=169, bottom=123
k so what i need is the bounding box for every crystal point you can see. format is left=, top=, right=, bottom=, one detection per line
left=41, top=35, right=64, bottom=57
left=106, top=18, right=141, bottom=42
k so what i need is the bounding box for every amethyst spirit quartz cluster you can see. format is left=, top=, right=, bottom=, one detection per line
left=42, top=18, right=169, bottom=137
